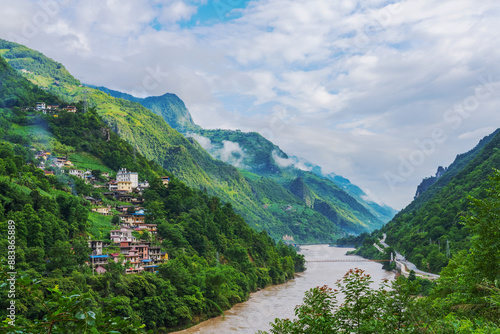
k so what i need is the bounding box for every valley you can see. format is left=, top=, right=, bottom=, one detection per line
left=1, top=21, right=500, bottom=332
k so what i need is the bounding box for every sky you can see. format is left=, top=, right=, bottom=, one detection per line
left=1, top=0, right=500, bottom=209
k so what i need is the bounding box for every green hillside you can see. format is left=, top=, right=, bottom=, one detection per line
left=381, top=129, right=500, bottom=273
left=195, top=128, right=397, bottom=226
left=0, top=39, right=347, bottom=243
left=0, top=56, right=306, bottom=331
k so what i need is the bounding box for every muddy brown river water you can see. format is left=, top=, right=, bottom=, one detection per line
left=176, top=244, right=394, bottom=334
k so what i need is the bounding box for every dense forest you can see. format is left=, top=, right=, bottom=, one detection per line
left=0, top=58, right=305, bottom=332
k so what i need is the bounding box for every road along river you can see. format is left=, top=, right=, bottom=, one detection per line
left=176, top=244, right=395, bottom=334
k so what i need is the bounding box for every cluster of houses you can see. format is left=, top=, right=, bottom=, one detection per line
left=86, top=168, right=171, bottom=274
left=35, top=152, right=74, bottom=170
left=88, top=239, right=168, bottom=275
left=31, top=145, right=172, bottom=275
left=70, top=169, right=110, bottom=183
left=91, top=205, right=157, bottom=236
left=35, top=102, right=77, bottom=114
left=99, top=169, right=169, bottom=203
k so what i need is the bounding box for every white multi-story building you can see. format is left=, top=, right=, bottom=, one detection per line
left=116, top=168, right=138, bottom=188
left=36, top=102, right=46, bottom=111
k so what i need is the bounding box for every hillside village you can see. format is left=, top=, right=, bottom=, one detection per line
left=31, top=102, right=171, bottom=274
left=34, top=101, right=77, bottom=115
left=38, top=157, right=170, bottom=274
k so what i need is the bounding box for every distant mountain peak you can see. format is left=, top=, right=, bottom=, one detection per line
left=414, top=166, right=448, bottom=199
left=94, top=86, right=200, bottom=133
left=93, top=86, right=398, bottom=233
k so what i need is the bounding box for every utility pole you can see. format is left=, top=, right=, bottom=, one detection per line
left=82, top=89, right=93, bottom=114
left=446, top=240, right=450, bottom=258
left=83, top=89, right=89, bottom=114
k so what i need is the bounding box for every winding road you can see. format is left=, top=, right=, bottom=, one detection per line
left=378, top=234, right=440, bottom=280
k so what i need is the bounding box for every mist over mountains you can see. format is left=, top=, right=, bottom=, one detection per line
left=0, top=38, right=397, bottom=243
left=95, top=85, right=398, bottom=232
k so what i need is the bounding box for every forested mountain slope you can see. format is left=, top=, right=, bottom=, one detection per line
left=381, top=129, right=500, bottom=273
left=0, top=55, right=306, bottom=331
left=95, top=85, right=396, bottom=234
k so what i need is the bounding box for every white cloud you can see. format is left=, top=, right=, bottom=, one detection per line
left=271, top=151, right=313, bottom=172
left=188, top=132, right=213, bottom=150
left=272, top=150, right=293, bottom=168
left=189, top=133, right=246, bottom=168
left=218, top=140, right=245, bottom=167
left=158, top=2, right=198, bottom=24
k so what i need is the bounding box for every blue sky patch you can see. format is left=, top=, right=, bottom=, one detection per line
left=181, top=0, right=252, bottom=28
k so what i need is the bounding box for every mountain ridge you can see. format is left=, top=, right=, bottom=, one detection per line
left=95, top=85, right=397, bottom=232
left=380, top=128, right=500, bottom=273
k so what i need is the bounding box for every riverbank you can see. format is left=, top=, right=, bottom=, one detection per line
left=167, top=271, right=303, bottom=333
left=175, top=245, right=394, bottom=334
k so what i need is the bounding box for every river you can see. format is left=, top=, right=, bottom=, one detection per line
left=176, top=245, right=395, bottom=334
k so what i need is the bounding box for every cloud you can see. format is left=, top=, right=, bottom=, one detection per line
left=218, top=140, right=245, bottom=167
left=271, top=150, right=293, bottom=168
left=272, top=150, right=312, bottom=172
left=2, top=0, right=500, bottom=209
left=189, top=133, right=246, bottom=168
left=458, top=127, right=497, bottom=140
left=158, top=2, right=198, bottom=24
left=188, top=132, right=213, bottom=150
left=361, top=188, right=388, bottom=207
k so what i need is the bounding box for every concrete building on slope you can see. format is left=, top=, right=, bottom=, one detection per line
left=117, top=168, right=139, bottom=188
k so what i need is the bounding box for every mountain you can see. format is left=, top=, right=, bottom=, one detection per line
left=95, top=86, right=201, bottom=133
left=313, top=170, right=397, bottom=223
left=380, top=128, right=500, bottom=273
left=0, top=52, right=63, bottom=108
left=0, top=55, right=307, bottom=331
left=414, top=166, right=447, bottom=199
left=0, top=39, right=353, bottom=243
left=96, top=86, right=397, bottom=234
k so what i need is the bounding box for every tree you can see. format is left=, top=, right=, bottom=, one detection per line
left=0, top=266, right=147, bottom=333
left=91, top=169, right=102, bottom=181
left=23, top=204, right=44, bottom=249
left=111, top=215, right=121, bottom=226
left=460, top=169, right=500, bottom=282
left=259, top=268, right=419, bottom=334
left=420, top=169, right=500, bottom=331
